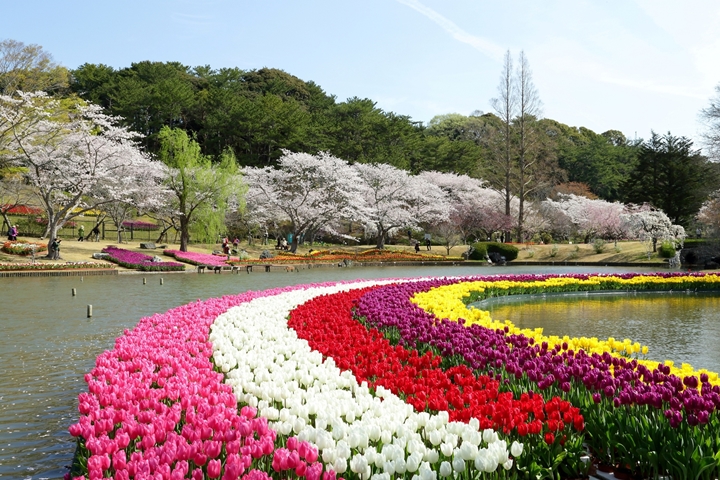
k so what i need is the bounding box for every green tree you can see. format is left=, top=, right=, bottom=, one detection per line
left=622, top=132, right=719, bottom=227
left=550, top=121, right=638, bottom=201
left=158, top=127, right=244, bottom=251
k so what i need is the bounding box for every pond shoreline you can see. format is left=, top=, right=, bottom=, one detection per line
left=0, top=259, right=675, bottom=277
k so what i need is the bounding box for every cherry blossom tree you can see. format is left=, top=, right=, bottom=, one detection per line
left=697, top=192, right=720, bottom=236
left=418, top=171, right=511, bottom=244
left=542, top=194, right=629, bottom=243
left=92, top=158, right=169, bottom=243
left=354, top=164, right=451, bottom=249
left=1, top=92, right=159, bottom=258
left=622, top=204, right=685, bottom=253
left=243, top=151, right=368, bottom=253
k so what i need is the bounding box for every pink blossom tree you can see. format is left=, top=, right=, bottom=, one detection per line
left=243, top=151, right=367, bottom=253
left=697, top=192, right=720, bottom=236
left=542, top=194, right=629, bottom=243
left=419, top=171, right=513, bottom=244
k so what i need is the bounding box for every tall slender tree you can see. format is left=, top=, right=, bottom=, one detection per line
left=488, top=51, right=516, bottom=222
left=514, top=51, right=544, bottom=241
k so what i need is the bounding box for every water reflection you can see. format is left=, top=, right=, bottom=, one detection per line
left=478, top=292, right=720, bottom=373
left=0, top=265, right=660, bottom=478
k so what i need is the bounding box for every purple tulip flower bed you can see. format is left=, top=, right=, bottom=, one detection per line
left=102, top=246, right=186, bottom=272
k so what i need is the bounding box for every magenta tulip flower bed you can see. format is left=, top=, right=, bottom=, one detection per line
left=164, top=249, right=231, bottom=267
left=68, top=273, right=720, bottom=479
left=102, top=246, right=186, bottom=272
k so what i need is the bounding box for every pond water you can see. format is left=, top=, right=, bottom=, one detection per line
left=0, top=265, right=674, bottom=478
left=475, top=291, right=720, bottom=374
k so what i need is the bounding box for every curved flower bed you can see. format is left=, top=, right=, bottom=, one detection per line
left=356, top=273, right=720, bottom=477
left=69, top=273, right=720, bottom=479
left=102, top=246, right=186, bottom=272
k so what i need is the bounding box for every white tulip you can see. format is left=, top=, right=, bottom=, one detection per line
left=451, top=456, right=466, bottom=473
left=511, top=440, right=523, bottom=457
left=440, top=442, right=454, bottom=457
left=482, top=428, right=498, bottom=444
left=322, top=448, right=336, bottom=464
left=418, top=461, right=437, bottom=480
left=394, top=457, right=407, bottom=474
left=458, top=441, right=478, bottom=461
left=428, top=429, right=442, bottom=446
left=350, top=453, right=369, bottom=474
left=406, top=451, right=423, bottom=472
left=424, top=448, right=439, bottom=463
left=334, top=457, right=347, bottom=474
left=439, top=461, right=452, bottom=477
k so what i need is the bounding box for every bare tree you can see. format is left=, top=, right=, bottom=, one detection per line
left=488, top=50, right=517, bottom=221
left=514, top=51, right=543, bottom=242
left=700, top=83, right=720, bottom=161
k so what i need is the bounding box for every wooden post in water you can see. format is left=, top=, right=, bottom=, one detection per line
left=87, top=305, right=93, bottom=317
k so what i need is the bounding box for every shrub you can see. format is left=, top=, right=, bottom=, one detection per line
left=549, top=244, right=559, bottom=258
left=468, top=242, right=519, bottom=261
left=658, top=240, right=676, bottom=258
left=592, top=238, right=606, bottom=254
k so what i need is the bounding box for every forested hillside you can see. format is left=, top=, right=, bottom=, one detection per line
left=70, top=62, right=691, bottom=206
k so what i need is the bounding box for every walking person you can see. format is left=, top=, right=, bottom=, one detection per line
left=414, top=240, right=420, bottom=253
left=91, top=225, right=100, bottom=242
left=78, top=224, right=85, bottom=241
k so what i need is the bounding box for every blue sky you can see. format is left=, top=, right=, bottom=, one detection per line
left=3, top=0, right=720, bottom=146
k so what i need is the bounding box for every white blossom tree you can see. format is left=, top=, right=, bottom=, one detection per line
left=92, top=158, right=169, bottom=243
left=1, top=92, right=159, bottom=257
left=622, top=204, right=685, bottom=253
left=354, top=164, right=452, bottom=249
left=243, top=151, right=368, bottom=253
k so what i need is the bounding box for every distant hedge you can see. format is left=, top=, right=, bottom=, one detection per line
left=468, top=242, right=519, bottom=262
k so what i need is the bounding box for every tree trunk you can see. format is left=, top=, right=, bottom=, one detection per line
left=45, top=223, right=61, bottom=259
left=155, top=223, right=174, bottom=244
left=376, top=233, right=386, bottom=249
left=179, top=216, right=190, bottom=252
left=290, top=235, right=299, bottom=253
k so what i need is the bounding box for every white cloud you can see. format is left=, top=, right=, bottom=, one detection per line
left=395, top=0, right=506, bottom=62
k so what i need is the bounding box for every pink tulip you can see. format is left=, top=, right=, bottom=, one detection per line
left=207, top=458, right=222, bottom=478
left=305, top=463, right=324, bottom=480
left=112, top=450, right=127, bottom=470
